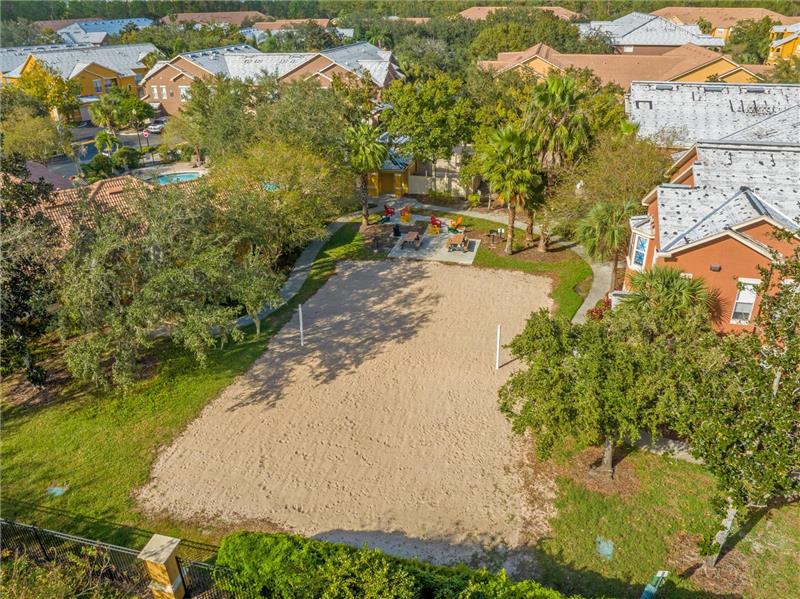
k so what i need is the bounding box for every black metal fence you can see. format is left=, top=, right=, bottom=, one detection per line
left=0, top=519, right=251, bottom=598
left=1, top=518, right=151, bottom=595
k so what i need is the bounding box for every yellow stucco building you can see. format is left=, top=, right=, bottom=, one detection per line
left=1, top=43, right=157, bottom=120
left=768, top=23, right=800, bottom=63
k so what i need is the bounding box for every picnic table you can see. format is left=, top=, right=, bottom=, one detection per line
left=400, top=231, right=422, bottom=250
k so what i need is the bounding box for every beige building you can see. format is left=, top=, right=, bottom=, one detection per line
left=651, top=7, right=800, bottom=42
left=457, top=6, right=579, bottom=21
left=479, top=43, right=763, bottom=90
left=140, top=42, right=402, bottom=115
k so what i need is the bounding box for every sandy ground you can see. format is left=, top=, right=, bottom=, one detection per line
left=138, top=260, right=554, bottom=569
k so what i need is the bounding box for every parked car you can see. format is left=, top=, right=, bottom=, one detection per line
left=146, top=119, right=166, bottom=134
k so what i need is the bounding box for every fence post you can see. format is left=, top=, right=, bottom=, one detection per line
left=137, top=534, right=185, bottom=599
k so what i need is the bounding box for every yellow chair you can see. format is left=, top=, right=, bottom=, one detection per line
left=428, top=224, right=440, bottom=235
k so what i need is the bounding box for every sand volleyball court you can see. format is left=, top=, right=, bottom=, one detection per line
left=138, top=260, right=553, bottom=566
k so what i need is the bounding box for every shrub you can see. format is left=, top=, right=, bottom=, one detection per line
left=82, top=154, right=113, bottom=183
left=426, top=188, right=453, bottom=203
left=467, top=193, right=481, bottom=209
left=216, top=532, right=575, bottom=599
left=111, top=146, right=140, bottom=170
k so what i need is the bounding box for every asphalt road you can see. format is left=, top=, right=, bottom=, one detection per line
left=49, top=126, right=163, bottom=179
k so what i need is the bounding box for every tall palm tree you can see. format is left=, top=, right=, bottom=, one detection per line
left=345, top=123, right=388, bottom=228
left=576, top=201, right=638, bottom=293
left=477, top=125, right=541, bottom=255
left=88, top=89, right=125, bottom=135
left=623, top=266, right=717, bottom=323
left=525, top=74, right=591, bottom=252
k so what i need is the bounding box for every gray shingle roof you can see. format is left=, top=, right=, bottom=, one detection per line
left=720, top=105, right=800, bottom=144
left=580, top=11, right=724, bottom=48
left=4, top=43, right=158, bottom=79
left=0, top=43, right=94, bottom=74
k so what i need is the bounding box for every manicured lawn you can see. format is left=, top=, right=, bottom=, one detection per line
left=0, top=223, right=372, bottom=548
left=437, top=212, right=593, bottom=320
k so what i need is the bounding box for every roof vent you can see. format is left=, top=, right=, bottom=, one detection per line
left=745, top=87, right=766, bottom=93
left=655, top=84, right=673, bottom=90
left=703, top=86, right=723, bottom=92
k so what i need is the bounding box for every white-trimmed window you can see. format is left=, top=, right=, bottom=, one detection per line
left=150, top=85, right=158, bottom=99
left=179, top=86, right=190, bottom=102
left=623, top=46, right=634, bottom=53
left=93, top=79, right=102, bottom=93
left=628, top=234, right=648, bottom=269
left=160, top=85, right=167, bottom=98
left=730, top=279, right=759, bottom=324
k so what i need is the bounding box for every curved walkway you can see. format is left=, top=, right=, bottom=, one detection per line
left=239, top=199, right=612, bottom=327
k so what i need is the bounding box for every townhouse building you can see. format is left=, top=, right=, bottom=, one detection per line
left=140, top=42, right=402, bottom=115
left=578, top=12, right=724, bottom=54
left=624, top=106, right=799, bottom=332
left=768, top=22, right=800, bottom=63
left=56, top=18, right=153, bottom=45
left=457, top=6, right=579, bottom=21
left=651, top=7, right=800, bottom=42
left=479, top=42, right=763, bottom=90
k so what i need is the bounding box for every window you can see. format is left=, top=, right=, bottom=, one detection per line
left=179, top=86, right=190, bottom=102
left=731, top=279, right=758, bottom=324
left=160, top=85, right=167, bottom=98
left=150, top=85, right=158, bottom=99
left=629, top=234, right=648, bottom=269
left=623, top=46, right=634, bottom=53
left=93, top=79, right=102, bottom=93
left=104, top=78, right=113, bottom=90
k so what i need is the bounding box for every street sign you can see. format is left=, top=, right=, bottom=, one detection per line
left=142, top=130, right=150, bottom=138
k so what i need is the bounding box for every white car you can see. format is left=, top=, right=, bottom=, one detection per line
left=146, top=119, right=166, bottom=134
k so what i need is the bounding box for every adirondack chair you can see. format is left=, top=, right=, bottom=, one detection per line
left=448, top=216, right=464, bottom=234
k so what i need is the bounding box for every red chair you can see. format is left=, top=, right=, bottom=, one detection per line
left=430, top=213, right=444, bottom=227
left=384, top=205, right=396, bottom=217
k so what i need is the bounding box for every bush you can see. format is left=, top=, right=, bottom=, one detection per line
left=467, top=193, right=481, bottom=209
left=426, top=188, right=453, bottom=203
left=155, top=144, right=178, bottom=163
left=111, top=146, right=140, bottom=170
left=216, top=532, right=575, bottom=599
left=178, top=144, right=196, bottom=162
left=82, top=154, right=113, bottom=183
left=0, top=549, right=130, bottom=598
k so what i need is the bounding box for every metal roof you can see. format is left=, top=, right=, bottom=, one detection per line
left=4, top=43, right=158, bottom=79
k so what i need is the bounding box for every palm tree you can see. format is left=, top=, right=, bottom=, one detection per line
left=623, top=266, right=718, bottom=322
left=88, top=89, right=125, bottom=135
left=94, top=130, right=119, bottom=155
left=576, top=201, right=638, bottom=293
left=525, top=74, right=591, bottom=251
left=345, top=123, right=388, bottom=228
left=477, top=125, right=541, bottom=255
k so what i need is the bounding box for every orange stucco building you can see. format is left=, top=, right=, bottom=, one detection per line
left=625, top=106, right=799, bottom=332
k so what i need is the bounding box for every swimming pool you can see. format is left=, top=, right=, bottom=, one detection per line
left=157, top=171, right=203, bottom=185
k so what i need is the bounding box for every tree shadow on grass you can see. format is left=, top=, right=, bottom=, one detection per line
left=224, top=260, right=441, bottom=412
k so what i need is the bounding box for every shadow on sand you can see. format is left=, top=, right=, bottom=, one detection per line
left=224, top=260, right=441, bottom=412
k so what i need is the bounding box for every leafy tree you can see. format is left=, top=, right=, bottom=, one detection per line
left=575, top=201, right=638, bottom=293
left=0, top=105, right=67, bottom=162
left=383, top=72, right=475, bottom=183
left=677, top=244, right=800, bottom=565
left=344, top=123, right=387, bottom=228
left=115, top=23, right=247, bottom=57
left=476, top=125, right=541, bottom=254
left=111, top=146, right=140, bottom=171
left=500, top=310, right=661, bottom=479
left=524, top=73, right=592, bottom=251
left=725, top=17, right=776, bottom=63
left=0, top=18, right=59, bottom=47
left=392, top=35, right=457, bottom=79
left=623, top=266, right=718, bottom=324
left=82, top=154, right=113, bottom=183
left=230, top=252, right=283, bottom=337
left=17, top=62, right=80, bottom=122
left=696, top=17, right=713, bottom=35
left=258, top=22, right=343, bottom=52
left=0, top=156, right=57, bottom=384
left=767, top=56, right=800, bottom=83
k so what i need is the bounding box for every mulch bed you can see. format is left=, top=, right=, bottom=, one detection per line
left=560, top=445, right=641, bottom=499
left=666, top=531, right=753, bottom=597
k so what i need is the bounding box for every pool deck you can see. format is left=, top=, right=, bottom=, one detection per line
left=132, top=161, right=207, bottom=183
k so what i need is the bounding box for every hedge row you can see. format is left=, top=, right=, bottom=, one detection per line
left=215, top=532, right=580, bottom=598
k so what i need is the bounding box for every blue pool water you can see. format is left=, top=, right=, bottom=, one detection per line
left=157, top=172, right=202, bottom=185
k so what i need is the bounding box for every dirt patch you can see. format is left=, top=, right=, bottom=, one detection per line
left=359, top=221, right=425, bottom=256
left=137, top=260, right=554, bottom=570
left=667, top=531, right=753, bottom=597
left=561, top=446, right=641, bottom=499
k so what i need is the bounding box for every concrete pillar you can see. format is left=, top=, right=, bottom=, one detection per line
left=137, top=534, right=185, bottom=599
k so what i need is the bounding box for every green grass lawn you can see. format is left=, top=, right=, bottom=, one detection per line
left=0, top=223, right=373, bottom=549
left=435, top=212, right=593, bottom=320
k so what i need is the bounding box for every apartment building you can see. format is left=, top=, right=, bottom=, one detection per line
left=651, top=7, right=800, bottom=42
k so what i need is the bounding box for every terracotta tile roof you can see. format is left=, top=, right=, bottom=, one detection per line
left=458, top=5, right=579, bottom=21
left=651, top=7, right=800, bottom=29
left=254, top=19, right=330, bottom=31
left=161, top=11, right=269, bottom=27
left=479, top=42, right=753, bottom=90
left=24, top=161, right=74, bottom=190
left=44, top=176, right=151, bottom=244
